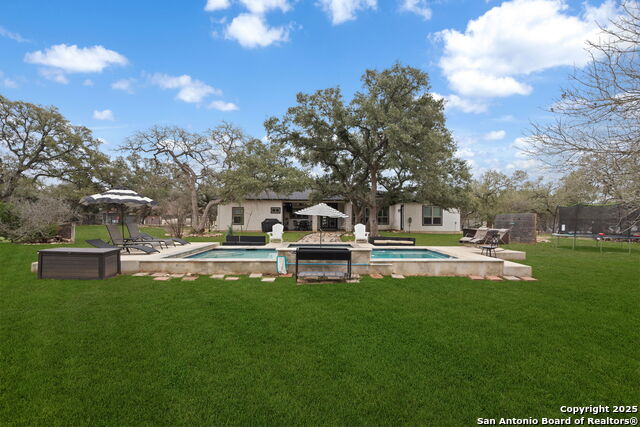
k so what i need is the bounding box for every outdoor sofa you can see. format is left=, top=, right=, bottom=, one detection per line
left=222, top=235, right=267, bottom=246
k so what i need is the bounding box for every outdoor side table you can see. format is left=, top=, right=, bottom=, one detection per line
left=38, top=248, right=121, bottom=280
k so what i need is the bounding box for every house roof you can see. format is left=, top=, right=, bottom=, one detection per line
left=245, top=190, right=343, bottom=201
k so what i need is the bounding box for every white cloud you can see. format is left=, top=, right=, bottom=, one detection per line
left=318, top=0, right=377, bottom=24
left=39, top=68, right=69, bottom=84
left=433, top=92, right=488, bottom=114
left=25, top=44, right=127, bottom=73
left=209, top=100, right=239, bottom=111
left=239, top=0, right=290, bottom=14
left=225, top=13, right=289, bottom=48
left=150, top=73, right=221, bottom=103
left=0, top=25, right=29, bottom=43
left=112, top=78, right=136, bottom=94
left=0, top=72, right=18, bottom=88
left=400, top=0, right=431, bottom=20
left=483, top=130, right=506, bottom=141
left=438, top=0, right=620, bottom=98
left=205, top=0, right=231, bottom=11
left=93, top=109, right=115, bottom=121
left=82, top=79, right=94, bottom=86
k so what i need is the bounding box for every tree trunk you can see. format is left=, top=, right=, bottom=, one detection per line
left=188, top=179, right=199, bottom=233
left=369, top=168, right=379, bottom=236
left=192, top=199, right=219, bottom=233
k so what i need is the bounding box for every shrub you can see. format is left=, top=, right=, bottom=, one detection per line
left=0, top=197, right=75, bottom=243
left=159, top=191, right=191, bottom=238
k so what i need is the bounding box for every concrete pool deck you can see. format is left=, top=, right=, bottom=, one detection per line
left=31, top=242, right=532, bottom=278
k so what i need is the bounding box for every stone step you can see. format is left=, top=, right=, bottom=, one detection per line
left=503, top=260, right=532, bottom=277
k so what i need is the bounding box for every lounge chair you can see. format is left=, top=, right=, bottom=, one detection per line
left=106, top=224, right=167, bottom=249
left=267, top=223, right=284, bottom=242
left=460, top=227, right=488, bottom=244
left=125, top=220, right=188, bottom=246
left=472, top=229, right=499, bottom=246
left=495, top=228, right=510, bottom=244
left=86, top=239, right=159, bottom=254
left=354, top=223, right=369, bottom=243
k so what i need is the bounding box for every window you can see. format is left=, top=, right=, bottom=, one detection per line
left=270, top=207, right=281, bottom=214
left=377, top=206, right=389, bottom=225
left=422, top=206, right=442, bottom=226
left=364, top=206, right=390, bottom=225
left=232, top=207, right=244, bottom=225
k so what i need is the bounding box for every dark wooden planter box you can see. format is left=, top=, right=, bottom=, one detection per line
left=38, top=248, right=121, bottom=280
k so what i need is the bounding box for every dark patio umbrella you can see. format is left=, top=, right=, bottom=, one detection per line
left=80, top=188, right=158, bottom=238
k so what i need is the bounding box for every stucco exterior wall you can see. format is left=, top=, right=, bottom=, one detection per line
left=402, top=204, right=460, bottom=233
left=217, top=200, right=460, bottom=233
left=217, top=200, right=283, bottom=232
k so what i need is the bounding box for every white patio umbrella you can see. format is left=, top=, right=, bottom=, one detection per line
left=80, top=188, right=158, bottom=237
left=295, top=203, right=348, bottom=245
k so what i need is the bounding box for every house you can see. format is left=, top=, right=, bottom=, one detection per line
left=216, top=190, right=461, bottom=233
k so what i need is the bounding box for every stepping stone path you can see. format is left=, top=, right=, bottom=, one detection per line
left=153, top=276, right=171, bottom=281
left=391, top=274, right=405, bottom=279
left=468, top=275, right=484, bottom=280
left=346, top=279, right=360, bottom=283
left=249, top=273, right=262, bottom=278
left=171, top=273, right=185, bottom=278
left=151, top=272, right=169, bottom=277
left=261, top=277, right=276, bottom=283
left=503, top=276, right=521, bottom=281
left=486, top=276, right=503, bottom=281
left=280, top=273, right=292, bottom=278
left=132, top=272, right=149, bottom=277
left=520, top=276, right=537, bottom=281
left=369, top=274, right=384, bottom=279
left=182, top=276, right=198, bottom=281
left=210, top=274, right=225, bottom=279
left=225, top=277, right=240, bottom=281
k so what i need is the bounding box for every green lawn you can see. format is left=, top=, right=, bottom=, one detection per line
left=1, top=226, right=639, bottom=425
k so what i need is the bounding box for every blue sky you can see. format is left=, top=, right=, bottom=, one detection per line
left=0, top=0, right=619, bottom=177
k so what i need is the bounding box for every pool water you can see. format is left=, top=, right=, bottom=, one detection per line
left=187, top=249, right=277, bottom=260
left=371, top=249, right=453, bottom=259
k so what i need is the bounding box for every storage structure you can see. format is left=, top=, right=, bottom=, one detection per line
left=38, top=248, right=121, bottom=280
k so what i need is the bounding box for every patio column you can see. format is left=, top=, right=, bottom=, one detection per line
left=311, top=215, right=318, bottom=232
left=344, top=202, right=353, bottom=232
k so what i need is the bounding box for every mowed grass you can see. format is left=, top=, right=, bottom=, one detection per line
left=1, top=226, right=639, bottom=425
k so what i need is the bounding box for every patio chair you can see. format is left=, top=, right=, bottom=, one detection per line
left=125, top=220, right=186, bottom=247
left=354, top=223, right=369, bottom=243
left=106, top=224, right=166, bottom=250
left=480, top=235, right=500, bottom=257
left=86, top=239, right=159, bottom=254
left=459, top=227, right=488, bottom=244
left=267, top=223, right=284, bottom=242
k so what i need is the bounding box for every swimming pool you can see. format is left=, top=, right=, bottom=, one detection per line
left=371, top=249, right=453, bottom=259
left=187, top=249, right=277, bottom=260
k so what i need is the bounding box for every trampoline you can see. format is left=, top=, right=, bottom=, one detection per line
left=553, top=204, right=640, bottom=253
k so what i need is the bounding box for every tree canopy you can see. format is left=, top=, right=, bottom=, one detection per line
left=265, top=63, right=470, bottom=235
left=0, top=95, right=107, bottom=200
